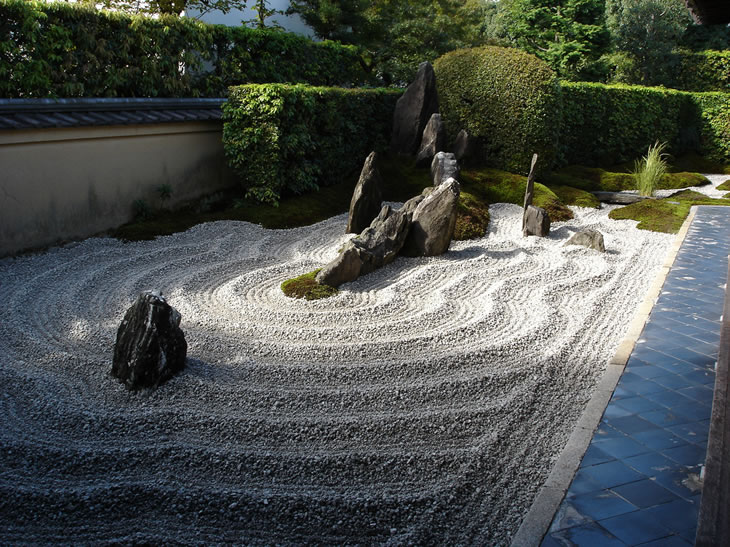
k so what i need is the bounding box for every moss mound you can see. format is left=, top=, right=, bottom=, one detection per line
left=716, top=179, right=730, bottom=191
left=461, top=168, right=573, bottom=221
left=454, top=192, right=490, bottom=240
left=281, top=270, right=338, bottom=300
left=549, top=186, right=601, bottom=209
left=546, top=166, right=709, bottom=193
left=608, top=190, right=730, bottom=233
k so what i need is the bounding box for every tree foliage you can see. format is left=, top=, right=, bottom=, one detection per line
left=489, top=0, right=610, bottom=80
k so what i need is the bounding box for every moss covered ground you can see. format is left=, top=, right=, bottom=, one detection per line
left=281, top=270, right=338, bottom=300
left=545, top=166, right=709, bottom=193
left=608, top=190, right=730, bottom=233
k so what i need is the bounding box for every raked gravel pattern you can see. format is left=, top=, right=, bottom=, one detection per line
left=0, top=200, right=678, bottom=545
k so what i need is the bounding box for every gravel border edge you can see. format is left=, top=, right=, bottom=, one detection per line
left=509, top=206, right=700, bottom=547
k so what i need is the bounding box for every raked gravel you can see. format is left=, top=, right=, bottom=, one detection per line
left=0, top=187, right=696, bottom=545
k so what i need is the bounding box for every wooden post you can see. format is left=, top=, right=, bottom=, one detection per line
left=522, top=153, right=539, bottom=235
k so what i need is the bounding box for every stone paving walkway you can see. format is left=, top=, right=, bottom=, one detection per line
left=542, top=206, right=730, bottom=546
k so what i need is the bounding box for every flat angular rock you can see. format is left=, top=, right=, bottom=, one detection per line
left=592, top=191, right=652, bottom=205
left=523, top=205, right=551, bottom=237
left=565, top=228, right=605, bottom=252
left=347, top=151, right=383, bottom=234
left=401, top=178, right=460, bottom=257
left=316, top=199, right=421, bottom=287
left=390, top=62, right=439, bottom=156
left=453, top=129, right=475, bottom=161
left=112, top=291, right=187, bottom=390
left=415, top=113, right=446, bottom=168
left=430, top=152, right=460, bottom=186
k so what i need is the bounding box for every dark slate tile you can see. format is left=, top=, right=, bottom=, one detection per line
left=593, top=435, right=652, bottom=459
left=569, top=490, right=638, bottom=521
left=641, top=408, right=694, bottom=428
left=651, top=373, right=694, bottom=391
left=624, top=452, right=683, bottom=477
left=643, top=499, right=699, bottom=535
left=603, top=404, right=634, bottom=419
left=580, top=444, right=615, bottom=468
left=539, top=533, right=563, bottom=547
left=625, top=364, right=669, bottom=380
left=669, top=402, right=712, bottom=422
left=624, top=348, right=679, bottom=371
left=549, top=498, right=595, bottom=531
left=652, top=466, right=703, bottom=500
left=677, top=385, right=715, bottom=405
left=635, top=535, right=692, bottom=546
left=642, top=389, right=695, bottom=409
left=679, top=368, right=715, bottom=386
left=595, top=422, right=625, bottom=440
left=650, top=360, right=700, bottom=376
left=660, top=347, right=715, bottom=368
left=611, top=478, right=680, bottom=509
left=611, top=386, right=634, bottom=400
left=690, top=329, right=721, bottom=345
left=546, top=521, right=627, bottom=546
left=598, top=509, right=673, bottom=544
left=632, top=428, right=686, bottom=451
left=581, top=460, right=645, bottom=489
left=606, top=415, right=661, bottom=436
left=614, top=395, right=664, bottom=414
left=666, top=420, right=710, bottom=444
left=568, top=469, right=605, bottom=496
left=616, top=376, right=666, bottom=396
left=661, top=444, right=707, bottom=467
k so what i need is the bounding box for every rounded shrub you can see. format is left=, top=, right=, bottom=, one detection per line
left=433, top=46, right=561, bottom=176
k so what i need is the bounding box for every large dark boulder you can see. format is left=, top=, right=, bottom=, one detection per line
left=430, top=152, right=460, bottom=186
left=565, top=228, right=605, bottom=252
left=347, top=151, right=383, bottom=234
left=523, top=205, right=551, bottom=237
left=316, top=198, right=423, bottom=288
left=112, top=291, right=187, bottom=390
left=401, top=178, right=460, bottom=257
left=390, top=62, right=439, bottom=156
left=415, top=113, right=446, bottom=168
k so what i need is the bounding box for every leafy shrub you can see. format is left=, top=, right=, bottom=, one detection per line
left=560, top=82, right=730, bottom=167
left=676, top=51, right=730, bottom=93
left=222, top=84, right=402, bottom=204
left=0, top=0, right=370, bottom=98
left=634, top=142, right=668, bottom=197
left=434, top=46, right=562, bottom=176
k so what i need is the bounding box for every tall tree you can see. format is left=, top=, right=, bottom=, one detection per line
left=493, top=0, right=610, bottom=80
left=605, top=0, right=692, bottom=85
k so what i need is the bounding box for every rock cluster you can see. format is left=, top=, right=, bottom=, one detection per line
left=112, top=291, right=187, bottom=390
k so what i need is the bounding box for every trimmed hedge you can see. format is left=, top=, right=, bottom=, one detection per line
left=222, top=84, right=402, bottom=205
left=560, top=82, right=730, bottom=166
left=0, top=0, right=370, bottom=98
left=434, top=46, right=562, bottom=176
left=676, top=51, right=730, bottom=93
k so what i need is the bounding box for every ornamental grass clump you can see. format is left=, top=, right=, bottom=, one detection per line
left=634, top=142, right=668, bottom=197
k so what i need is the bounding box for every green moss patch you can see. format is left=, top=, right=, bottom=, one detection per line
left=716, top=179, right=730, bottom=191
left=608, top=190, right=730, bottom=233
left=546, top=166, right=709, bottom=193
left=454, top=192, right=490, bottom=240
left=549, top=185, right=601, bottom=209
left=281, top=270, right=338, bottom=300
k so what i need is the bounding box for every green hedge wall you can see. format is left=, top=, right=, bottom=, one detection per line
left=560, top=82, right=729, bottom=166
left=434, top=46, right=562, bottom=176
left=0, top=0, right=370, bottom=98
left=222, top=84, right=402, bottom=205
left=676, top=51, right=730, bottom=93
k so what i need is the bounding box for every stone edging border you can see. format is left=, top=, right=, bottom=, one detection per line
left=510, top=207, right=699, bottom=547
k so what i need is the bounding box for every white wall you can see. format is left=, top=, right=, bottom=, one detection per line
left=186, top=0, right=314, bottom=37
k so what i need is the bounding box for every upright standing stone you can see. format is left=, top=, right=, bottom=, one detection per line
left=453, top=129, right=475, bottom=162
left=415, top=113, right=446, bottom=168
left=112, top=291, right=187, bottom=390
left=390, top=62, right=439, bottom=156
left=401, top=178, right=461, bottom=257
left=523, top=205, right=551, bottom=237
left=347, top=152, right=384, bottom=234
left=430, top=152, right=460, bottom=186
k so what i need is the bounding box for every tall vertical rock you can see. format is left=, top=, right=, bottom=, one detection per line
left=415, top=113, right=446, bottom=168
left=347, top=152, right=384, bottom=234
left=401, top=178, right=460, bottom=257
left=390, top=62, right=440, bottom=156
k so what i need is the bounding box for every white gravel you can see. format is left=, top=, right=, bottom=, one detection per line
left=0, top=198, right=680, bottom=544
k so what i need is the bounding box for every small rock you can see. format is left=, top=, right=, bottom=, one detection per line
left=390, top=62, right=440, bottom=156
left=347, top=151, right=383, bottom=234
left=111, top=291, right=187, bottom=390
left=415, top=113, right=446, bottom=168
left=453, top=129, right=475, bottom=161
left=430, top=152, right=460, bottom=186
left=401, top=178, right=460, bottom=257
left=523, top=205, right=551, bottom=237
left=565, top=228, right=605, bottom=252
